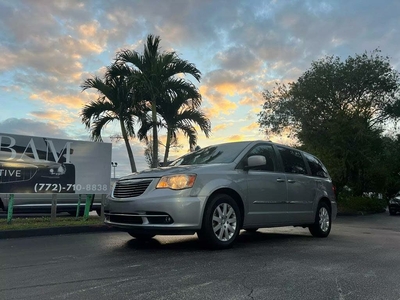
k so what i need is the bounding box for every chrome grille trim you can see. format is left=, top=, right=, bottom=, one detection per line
left=112, top=179, right=153, bottom=198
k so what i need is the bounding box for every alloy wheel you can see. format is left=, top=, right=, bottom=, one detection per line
left=319, top=207, right=330, bottom=232
left=212, top=202, right=237, bottom=242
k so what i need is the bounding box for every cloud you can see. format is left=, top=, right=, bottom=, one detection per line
left=238, top=95, right=264, bottom=107
left=0, top=118, right=71, bottom=139
left=240, top=122, right=259, bottom=132
left=213, top=123, right=232, bottom=132
left=29, top=110, right=77, bottom=128
left=1, top=0, right=400, bottom=163
left=227, top=135, right=245, bottom=142
left=200, top=85, right=238, bottom=117
left=214, top=46, right=262, bottom=72
left=29, top=91, right=86, bottom=110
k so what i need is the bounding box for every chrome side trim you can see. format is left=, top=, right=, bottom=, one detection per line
left=253, top=201, right=287, bottom=204
left=253, top=201, right=314, bottom=204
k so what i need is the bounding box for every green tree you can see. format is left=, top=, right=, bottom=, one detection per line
left=116, top=34, right=202, bottom=168
left=374, top=135, right=400, bottom=197
left=138, top=90, right=211, bottom=165
left=258, top=50, right=400, bottom=195
left=81, top=65, right=145, bottom=172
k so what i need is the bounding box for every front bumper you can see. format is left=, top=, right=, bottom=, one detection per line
left=104, top=190, right=206, bottom=234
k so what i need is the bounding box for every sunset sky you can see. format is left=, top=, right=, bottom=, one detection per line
left=1, top=0, right=399, bottom=177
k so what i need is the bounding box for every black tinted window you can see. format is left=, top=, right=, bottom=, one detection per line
left=246, top=144, right=276, bottom=171
left=278, top=147, right=307, bottom=175
left=304, top=153, right=329, bottom=178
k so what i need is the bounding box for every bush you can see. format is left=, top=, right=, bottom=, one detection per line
left=337, top=195, right=387, bottom=214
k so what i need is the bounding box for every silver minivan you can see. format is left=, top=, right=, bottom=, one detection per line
left=105, top=141, right=337, bottom=249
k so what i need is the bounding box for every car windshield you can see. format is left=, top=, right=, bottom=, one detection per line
left=170, top=142, right=249, bottom=166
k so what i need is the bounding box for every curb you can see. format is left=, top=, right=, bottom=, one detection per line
left=0, top=225, right=117, bottom=239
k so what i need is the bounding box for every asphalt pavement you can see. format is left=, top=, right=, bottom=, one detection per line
left=0, top=210, right=383, bottom=240
left=1, top=212, right=400, bottom=300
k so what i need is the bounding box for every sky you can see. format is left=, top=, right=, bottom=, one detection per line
left=0, top=0, right=399, bottom=177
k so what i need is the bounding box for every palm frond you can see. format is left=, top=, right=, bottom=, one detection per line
left=80, top=100, right=116, bottom=128
left=175, top=109, right=211, bottom=137
left=176, top=123, right=198, bottom=148
left=90, top=115, right=116, bottom=142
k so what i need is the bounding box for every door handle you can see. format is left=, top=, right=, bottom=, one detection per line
left=276, top=178, right=285, bottom=182
left=287, top=179, right=296, bottom=183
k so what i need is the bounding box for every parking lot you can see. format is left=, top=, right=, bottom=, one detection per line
left=1, top=213, right=399, bottom=300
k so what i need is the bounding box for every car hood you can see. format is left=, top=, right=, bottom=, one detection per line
left=119, top=164, right=230, bottom=180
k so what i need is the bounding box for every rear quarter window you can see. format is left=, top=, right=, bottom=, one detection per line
left=303, top=153, right=329, bottom=178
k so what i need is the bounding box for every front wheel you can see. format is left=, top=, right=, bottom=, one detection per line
left=309, top=202, right=331, bottom=237
left=389, top=209, right=396, bottom=216
left=198, top=194, right=241, bottom=249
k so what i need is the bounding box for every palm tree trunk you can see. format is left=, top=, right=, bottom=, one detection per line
left=151, top=98, right=159, bottom=168
left=163, top=128, right=172, bottom=166
left=120, top=118, right=137, bottom=172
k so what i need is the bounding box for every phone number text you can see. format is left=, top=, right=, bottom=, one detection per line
left=34, top=183, right=108, bottom=193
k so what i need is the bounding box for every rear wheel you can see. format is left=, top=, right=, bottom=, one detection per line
left=309, top=202, right=331, bottom=237
left=128, top=232, right=155, bottom=241
left=198, top=194, right=241, bottom=249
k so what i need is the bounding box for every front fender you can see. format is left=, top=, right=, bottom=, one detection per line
left=193, top=177, right=247, bottom=224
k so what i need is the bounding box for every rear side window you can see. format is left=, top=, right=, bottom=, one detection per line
left=278, top=147, right=307, bottom=175
left=304, top=153, right=329, bottom=178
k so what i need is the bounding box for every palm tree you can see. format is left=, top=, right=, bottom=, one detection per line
left=80, top=64, right=145, bottom=172
left=138, top=91, right=211, bottom=165
left=117, top=34, right=201, bottom=168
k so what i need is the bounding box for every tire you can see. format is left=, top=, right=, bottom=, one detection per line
left=128, top=232, right=155, bottom=241
left=389, top=210, right=396, bottom=216
left=245, top=228, right=259, bottom=233
left=309, top=201, right=331, bottom=238
left=198, top=194, right=242, bottom=249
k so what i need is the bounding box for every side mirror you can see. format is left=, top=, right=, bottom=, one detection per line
left=245, top=155, right=266, bottom=170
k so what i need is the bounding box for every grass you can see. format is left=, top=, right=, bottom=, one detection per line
left=0, top=216, right=103, bottom=231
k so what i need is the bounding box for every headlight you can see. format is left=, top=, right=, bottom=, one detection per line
left=156, top=174, right=196, bottom=190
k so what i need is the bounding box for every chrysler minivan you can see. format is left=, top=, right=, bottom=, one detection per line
left=105, top=141, right=337, bottom=249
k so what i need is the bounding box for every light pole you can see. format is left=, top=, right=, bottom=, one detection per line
left=111, top=162, right=118, bottom=178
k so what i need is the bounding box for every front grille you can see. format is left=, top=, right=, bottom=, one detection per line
left=113, top=179, right=152, bottom=198
left=0, top=165, right=38, bottom=183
